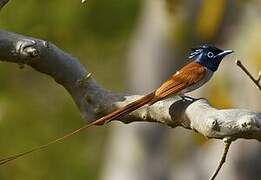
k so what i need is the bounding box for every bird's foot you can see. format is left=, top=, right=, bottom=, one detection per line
left=180, top=95, right=197, bottom=102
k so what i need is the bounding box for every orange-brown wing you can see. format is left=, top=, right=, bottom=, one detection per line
left=152, top=62, right=206, bottom=102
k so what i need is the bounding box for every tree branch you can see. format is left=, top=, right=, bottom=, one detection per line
left=236, top=60, right=261, bottom=91
left=0, top=29, right=260, bottom=142
left=209, top=138, right=232, bottom=180
left=0, top=0, right=9, bottom=11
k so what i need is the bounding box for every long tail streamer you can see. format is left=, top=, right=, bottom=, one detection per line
left=0, top=92, right=155, bottom=166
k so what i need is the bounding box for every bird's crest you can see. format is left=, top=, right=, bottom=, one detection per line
left=189, top=46, right=204, bottom=58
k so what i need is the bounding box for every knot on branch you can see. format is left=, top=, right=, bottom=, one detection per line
left=14, top=39, right=39, bottom=58
left=210, top=118, right=220, bottom=131
left=238, top=114, right=261, bottom=130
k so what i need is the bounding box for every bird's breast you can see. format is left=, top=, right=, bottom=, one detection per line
left=180, top=68, right=213, bottom=94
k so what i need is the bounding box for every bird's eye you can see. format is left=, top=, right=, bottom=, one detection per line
left=207, top=52, right=214, bottom=58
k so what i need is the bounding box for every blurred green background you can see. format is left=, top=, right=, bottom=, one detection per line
left=0, top=0, right=141, bottom=179
left=0, top=0, right=260, bottom=180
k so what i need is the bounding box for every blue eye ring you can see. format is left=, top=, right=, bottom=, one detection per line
left=207, top=52, right=214, bottom=58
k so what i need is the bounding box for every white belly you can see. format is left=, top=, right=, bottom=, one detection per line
left=180, top=68, right=213, bottom=94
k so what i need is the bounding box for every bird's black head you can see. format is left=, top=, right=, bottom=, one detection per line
left=189, top=45, right=234, bottom=72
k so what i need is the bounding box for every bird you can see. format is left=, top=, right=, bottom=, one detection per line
left=0, top=45, right=233, bottom=166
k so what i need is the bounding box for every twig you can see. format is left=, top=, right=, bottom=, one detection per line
left=236, top=60, right=261, bottom=91
left=76, top=72, right=92, bottom=87
left=0, top=0, right=9, bottom=10
left=209, top=138, right=232, bottom=180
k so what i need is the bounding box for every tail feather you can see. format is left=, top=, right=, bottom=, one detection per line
left=0, top=92, right=155, bottom=166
